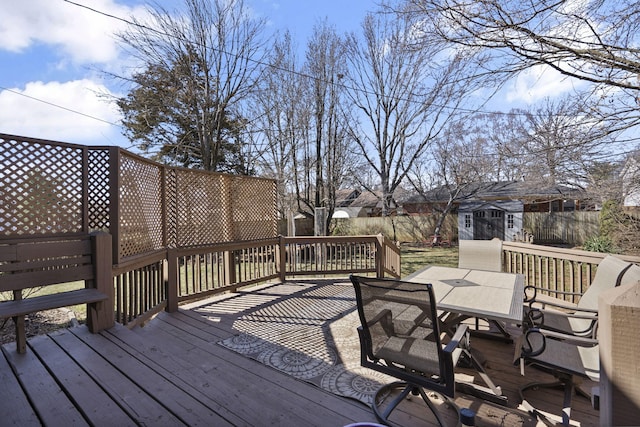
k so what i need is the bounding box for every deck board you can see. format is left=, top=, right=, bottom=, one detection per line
left=69, top=326, right=234, bottom=426
left=28, top=334, right=136, bottom=426
left=0, top=347, right=41, bottom=426
left=138, top=311, right=376, bottom=426
left=0, top=279, right=600, bottom=427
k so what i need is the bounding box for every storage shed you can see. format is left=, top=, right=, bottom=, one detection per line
left=458, top=200, right=524, bottom=241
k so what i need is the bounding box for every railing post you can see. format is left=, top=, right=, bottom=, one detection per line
left=89, top=231, right=114, bottom=332
left=376, top=234, right=384, bottom=278
left=13, top=290, right=26, bottom=353
left=108, top=146, right=121, bottom=264
left=166, top=248, right=179, bottom=312
left=278, top=235, right=287, bottom=282
left=224, top=251, right=237, bottom=286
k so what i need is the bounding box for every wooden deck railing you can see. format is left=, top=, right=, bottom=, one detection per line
left=111, top=249, right=168, bottom=326
left=502, top=241, right=640, bottom=304
left=171, top=238, right=281, bottom=305
left=15, top=230, right=640, bottom=331
left=107, top=238, right=640, bottom=327
left=279, top=235, right=399, bottom=278
left=108, top=234, right=400, bottom=327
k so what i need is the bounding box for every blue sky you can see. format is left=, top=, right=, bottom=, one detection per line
left=0, top=0, right=569, bottom=148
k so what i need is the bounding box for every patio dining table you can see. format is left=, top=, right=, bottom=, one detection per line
left=403, top=265, right=526, bottom=404
left=405, top=265, right=525, bottom=333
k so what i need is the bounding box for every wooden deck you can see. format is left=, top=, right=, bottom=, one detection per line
left=1, top=279, right=599, bottom=427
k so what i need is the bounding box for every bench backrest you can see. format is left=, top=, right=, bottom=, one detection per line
left=0, top=235, right=95, bottom=294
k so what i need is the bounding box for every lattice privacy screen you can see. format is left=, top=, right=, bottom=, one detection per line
left=118, top=153, right=165, bottom=258
left=2, top=134, right=278, bottom=261
left=87, top=148, right=111, bottom=232
left=169, top=169, right=277, bottom=247
left=1, top=135, right=86, bottom=236
left=230, top=176, right=278, bottom=240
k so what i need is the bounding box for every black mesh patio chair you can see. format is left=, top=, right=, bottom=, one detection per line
left=350, top=275, right=468, bottom=426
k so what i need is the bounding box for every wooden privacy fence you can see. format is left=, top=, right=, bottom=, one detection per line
left=331, top=212, right=600, bottom=245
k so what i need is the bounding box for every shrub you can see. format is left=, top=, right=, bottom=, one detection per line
left=582, top=235, right=617, bottom=253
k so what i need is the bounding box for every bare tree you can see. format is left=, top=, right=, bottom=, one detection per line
left=251, top=31, right=307, bottom=217
left=401, top=0, right=640, bottom=130
left=517, top=99, right=604, bottom=186
left=116, top=0, right=267, bottom=172
left=344, top=11, right=485, bottom=216
left=297, top=21, right=355, bottom=233
left=408, top=116, right=497, bottom=242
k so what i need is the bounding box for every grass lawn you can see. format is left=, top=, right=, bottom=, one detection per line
left=401, top=244, right=459, bottom=277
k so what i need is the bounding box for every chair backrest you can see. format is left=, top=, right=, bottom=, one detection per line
left=619, top=263, right=640, bottom=287
left=350, top=275, right=455, bottom=397
left=458, top=238, right=503, bottom=272
left=577, top=255, right=632, bottom=310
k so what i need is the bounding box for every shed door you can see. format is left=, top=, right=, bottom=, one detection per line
left=473, top=209, right=504, bottom=240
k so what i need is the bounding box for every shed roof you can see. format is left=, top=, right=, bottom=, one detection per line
left=459, top=200, right=524, bottom=212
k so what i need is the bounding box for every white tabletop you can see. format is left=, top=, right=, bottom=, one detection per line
left=405, top=265, right=525, bottom=324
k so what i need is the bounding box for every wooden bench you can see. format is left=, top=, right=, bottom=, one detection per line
left=0, top=232, right=114, bottom=353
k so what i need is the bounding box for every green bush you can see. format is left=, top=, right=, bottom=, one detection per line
left=582, top=235, right=617, bottom=253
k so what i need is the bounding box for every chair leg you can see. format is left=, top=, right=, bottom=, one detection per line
left=519, top=375, right=585, bottom=427
left=374, top=381, right=412, bottom=423
left=561, top=379, right=575, bottom=427
left=372, top=381, right=457, bottom=427
left=416, top=386, right=458, bottom=427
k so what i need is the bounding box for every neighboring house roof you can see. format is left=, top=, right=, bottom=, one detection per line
left=347, top=188, right=411, bottom=209
left=459, top=200, right=524, bottom=212
left=351, top=190, right=383, bottom=208
left=335, top=188, right=361, bottom=207
left=401, top=181, right=585, bottom=204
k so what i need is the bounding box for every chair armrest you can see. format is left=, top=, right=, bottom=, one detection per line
left=528, top=306, right=598, bottom=318
left=443, top=324, right=469, bottom=354
left=526, top=306, right=598, bottom=323
left=526, top=307, right=599, bottom=337
left=537, top=327, right=599, bottom=346
left=521, top=327, right=598, bottom=358
left=524, top=285, right=584, bottom=305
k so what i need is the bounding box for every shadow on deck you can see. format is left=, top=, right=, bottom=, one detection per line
left=1, top=279, right=599, bottom=427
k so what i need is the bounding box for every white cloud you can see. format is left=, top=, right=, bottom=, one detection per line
left=0, top=80, right=125, bottom=146
left=0, top=0, right=145, bottom=65
left=505, top=65, right=586, bottom=104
